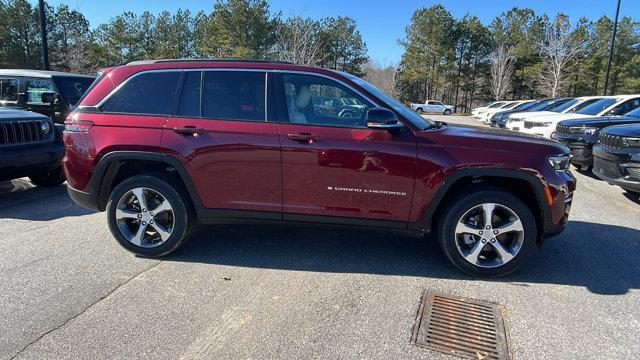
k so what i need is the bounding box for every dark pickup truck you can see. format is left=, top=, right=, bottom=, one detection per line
left=0, top=107, right=65, bottom=186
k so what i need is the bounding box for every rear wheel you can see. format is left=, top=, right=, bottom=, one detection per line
left=29, top=165, right=65, bottom=187
left=416, top=108, right=424, bottom=114
left=106, top=175, right=195, bottom=257
left=438, top=188, right=537, bottom=277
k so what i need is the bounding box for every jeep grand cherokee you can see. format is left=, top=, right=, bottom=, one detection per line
left=63, top=60, right=576, bottom=277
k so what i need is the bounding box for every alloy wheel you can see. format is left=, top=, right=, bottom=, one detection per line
left=454, top=203, right=524, bottom=268
left=115, top=187, right=175, bottom=248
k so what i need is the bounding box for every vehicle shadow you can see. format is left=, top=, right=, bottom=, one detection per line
left=0, top=179, right=94, bottom=221
left=622, top=190, right=640, bottom=205
left=165, top=220, right=640, bottom=296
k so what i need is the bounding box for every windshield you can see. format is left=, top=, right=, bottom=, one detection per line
left=578, top=98, right=619, bottom=115
left=488, top=102, right=506, bottom=108
left=624, top=106, right=640, bottom=117
left=345, top=74, right=435, bottom=129
left=527, top=100, right=553, bottom=111
left=568, top=98, right=602, bottom=113
left=543, top=99, right=573, bottom=112
left=52, top=76, right=95, bottom=106
left=512, top=101, right=533, bottom=110
left=550, top=98, right=581, bottom=113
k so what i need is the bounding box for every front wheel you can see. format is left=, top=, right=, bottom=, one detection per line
left=437, top=188, right=537, bottom=277
left=416, top=108, right=424, bottom=114
left=106, top=175, right=196, bottom=257
left=443, top=109, right=452, bottom=115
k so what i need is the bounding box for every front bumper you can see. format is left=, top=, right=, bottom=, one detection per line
left=556, top=137, right=594, bottom=166
left=592, top=146, right=640, bottom=192
left=0, top=142, right=65, bottom=181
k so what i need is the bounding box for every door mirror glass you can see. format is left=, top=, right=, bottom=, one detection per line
left=366, top=107, right=402, bottom=130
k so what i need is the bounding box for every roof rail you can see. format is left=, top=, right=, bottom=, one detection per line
left=126, top=58, right=295, bottom=65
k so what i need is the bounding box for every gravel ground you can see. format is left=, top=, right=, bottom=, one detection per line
left=1, top=116, right=639, bottom=359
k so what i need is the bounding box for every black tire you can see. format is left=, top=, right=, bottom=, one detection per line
left=437, top=188, right=537, bottom=277
left=106, top=174, right=196, bottom=257
left=29, top=165, right=65, bottom=187
left=416, top=108, right=424, bottom=114
left=443, top=109, right=452, bottom=115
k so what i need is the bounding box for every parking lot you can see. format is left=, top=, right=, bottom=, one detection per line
left=1, top=115, right=639, bottom=360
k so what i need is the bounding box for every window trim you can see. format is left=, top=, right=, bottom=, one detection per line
left=84, top=68, right=381, bottom=124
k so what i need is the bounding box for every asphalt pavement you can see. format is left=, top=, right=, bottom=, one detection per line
left=1, top=116, right=639, bottom=359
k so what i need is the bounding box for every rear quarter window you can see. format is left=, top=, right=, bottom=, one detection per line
left=100, top=72, right=181, bottom=115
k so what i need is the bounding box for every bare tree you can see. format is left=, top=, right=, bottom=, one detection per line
left=362, top=61, right=398, bottom=97
left=61, top=34, right=98, bottom=75
left=489, top=44, right=514, bottom=100
left=535, top=14, right=585, bottom=97
left=274, top=17, right=326, bottom=66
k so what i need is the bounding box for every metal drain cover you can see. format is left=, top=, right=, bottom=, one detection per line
left=412, top=291, right=509, bottom=359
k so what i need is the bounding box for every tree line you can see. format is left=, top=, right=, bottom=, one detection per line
left=397, top=5, right=640, bottom=112
left=0, top=0, right=368, bottom=76
left=1, top=1, right=638, bottom=113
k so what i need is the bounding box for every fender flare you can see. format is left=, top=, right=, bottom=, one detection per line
left=413, top=167, right=550, bottom=232
left=91, top=151, right=203, bottom=210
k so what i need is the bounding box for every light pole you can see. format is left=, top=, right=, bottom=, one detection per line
left=603, top=0, right=621, bottom=95
left=38, top=0, right=50, bottom=70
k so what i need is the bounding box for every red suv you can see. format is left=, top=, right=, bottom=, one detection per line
left=63, top=60, right=576, bottom=276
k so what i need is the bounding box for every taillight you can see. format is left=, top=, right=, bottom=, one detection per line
left=64, top=113, right=93, bottom=132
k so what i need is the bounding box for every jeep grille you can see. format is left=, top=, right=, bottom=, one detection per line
left=0, top=120, right=48, bottom=145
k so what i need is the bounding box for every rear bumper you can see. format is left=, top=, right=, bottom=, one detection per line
left=0, top=142, right=64, bottom=181
left=67, top=185, right=101, bottom=211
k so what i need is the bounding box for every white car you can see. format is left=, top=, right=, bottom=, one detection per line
left=411, top=100, right=455, bottom=115
left=475, top=101, right=520, bottom=121
left=505, top=98, right=575, bottom=132
left=471, top=101, right=504, bottom=117
left=519, top=95, right=640, bottom=138
left=479, top=100, right=531, bottom=123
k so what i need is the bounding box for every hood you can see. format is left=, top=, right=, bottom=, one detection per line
left=602, top=123, right=640, bottom=137
left=419, top=124, right=567, bottom=154
left=514, top=111, right=556, bottom=120
left=0, top=107, right=50, bottom=121
left=559, top=115, right=640, bottom=129
left=526, top=113, right=590, bottom=123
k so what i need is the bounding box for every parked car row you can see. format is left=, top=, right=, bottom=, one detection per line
left=472, top=95, right=640, bottom=196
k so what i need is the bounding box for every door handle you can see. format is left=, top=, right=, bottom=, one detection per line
left=286, top=133, right=319, bottom=143
left=172, top=126, right=205, bottom=135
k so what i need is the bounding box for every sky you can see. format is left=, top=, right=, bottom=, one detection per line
left=40, top=0, right=639, bottom=64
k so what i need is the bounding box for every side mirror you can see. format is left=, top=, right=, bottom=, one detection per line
left=41, top=92, right=56, bottom=104
left=366, top=107, right=403, bottom=130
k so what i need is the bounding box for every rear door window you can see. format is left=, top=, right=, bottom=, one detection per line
left=51, top=76, right=95, bottom=106
left=100, top=71, right=181, bottom=115
left=0, top=78, right=19, bottom=103
left=177, top=71, right=202, bottom=117
left=201, top=71, right=266, bottom=121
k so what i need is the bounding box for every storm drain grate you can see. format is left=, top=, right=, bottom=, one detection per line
left=411, top=291, right=509, bottom=360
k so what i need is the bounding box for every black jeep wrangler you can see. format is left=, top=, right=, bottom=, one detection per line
left=0, top=107, right=65, bottom=186
left=0, top=69, right=95, bottom=123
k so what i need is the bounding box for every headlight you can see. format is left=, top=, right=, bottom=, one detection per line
left=40, top=121, right=51, bottom=134
left=548, top=155, right=572, bottom=171
left=540, top=122, right=553, bottom=127
left=622, top=137, right=640, bottom=147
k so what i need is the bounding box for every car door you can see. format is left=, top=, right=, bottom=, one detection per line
left=425, top=101, right=437, bottom=113
left=433, top=101, right=445, bottom=113
left=24, top=77, right=57, bottom=118
left=275, top=72, right=417, bottom=224
left=161, top=70, right=282, bottom=217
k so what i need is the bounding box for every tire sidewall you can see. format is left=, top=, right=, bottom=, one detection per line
left=106, top=175, right=191, bottom=257
left=444, top=109, right=452, bottom=115
left=438, top=189, right=537, bottom=277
